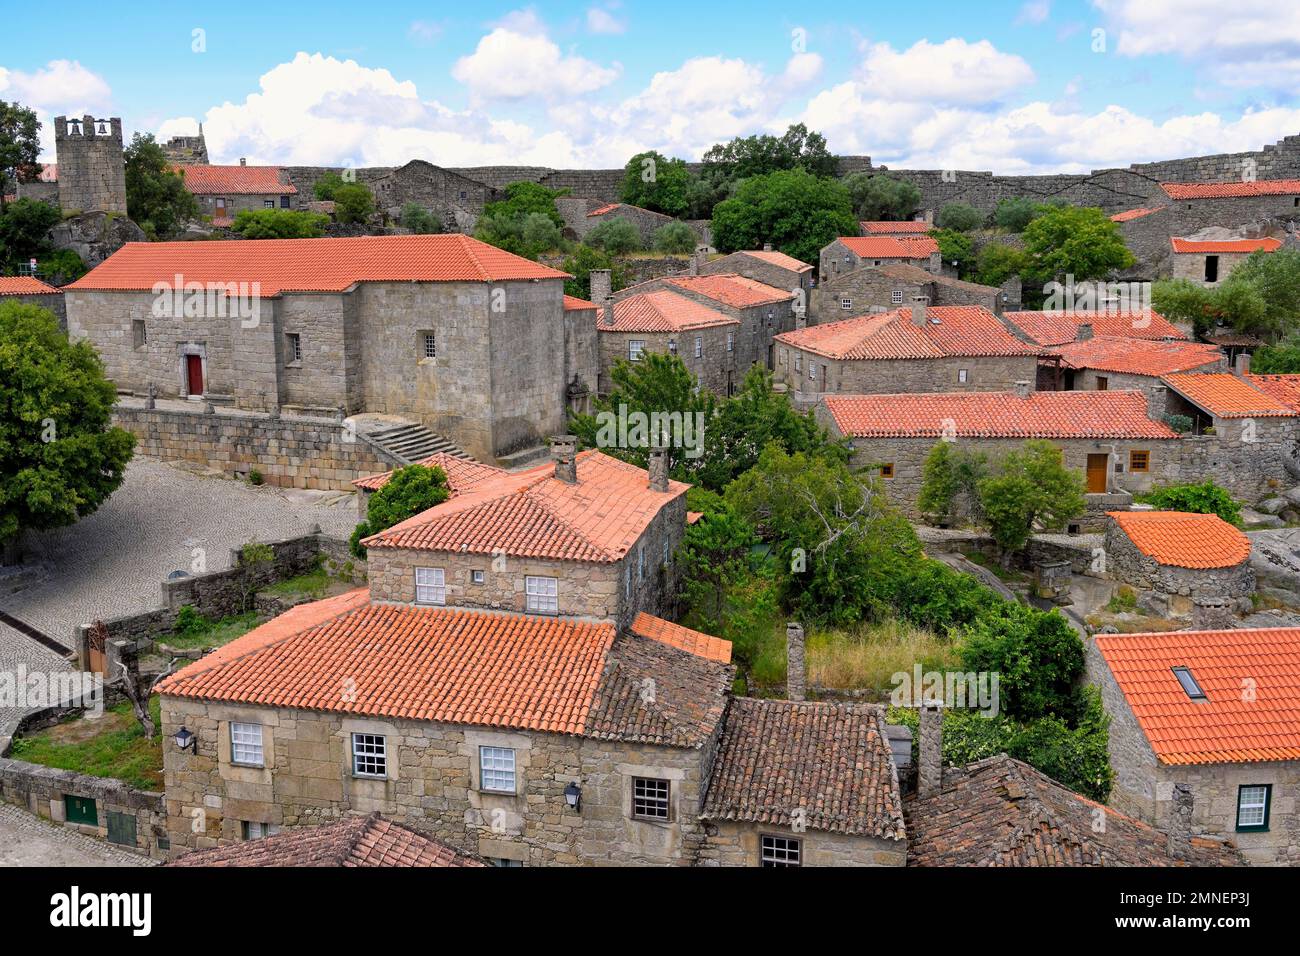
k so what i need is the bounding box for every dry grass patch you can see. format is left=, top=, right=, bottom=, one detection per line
left=808, top=620, right=961, bottom=697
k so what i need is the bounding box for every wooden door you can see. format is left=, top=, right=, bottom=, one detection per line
left=186, top=354, right=204, bottom=396
left=1096, top=376, right=1108, bottom=391
left=1086, top=453, right=1108, bottom=494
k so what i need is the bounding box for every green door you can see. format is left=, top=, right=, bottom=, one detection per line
left=64, top=795, right=98, bottom=826
left=106, top=810, right=137, bottom=846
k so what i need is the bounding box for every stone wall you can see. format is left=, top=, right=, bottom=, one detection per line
left=1103, top=522, right=1255, bottom=612
left=1, top=291, right=65, bottom=330
left=778, top=349, right=1039, bottom=404
left=699, top=819, right=905, bottom=866
left=1171, top=249, right=1261, bottom=286
left=597, top=324, right=740, bottom=396
left=808, top=268, right=1001, bottom=325
left=53, top=115, right=128, bottom=215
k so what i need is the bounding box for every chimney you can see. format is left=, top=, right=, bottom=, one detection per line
left=1014, top=380, right=1032, bottom=399
left=928, top=251, right=942, bottom=274
left=1193, top=595, right=1233, bottom=630
left=1076, top=322, right=1094, bottom=342
left=1147, top=383, right=1168, bottom=420
left=910, top=295, right=929, bottom=327
left=239, top=157, right=247, bottom=166
left=923, top=208, right=934, bottom=225
left=689, top=252, right=700, bottom=276
left=550, top=435, right=578, bottom=483
left=918, top=700, right=944, bottom=798
left=1234, top=352, right=1251, bottom=376
left=647, top=446, right=669, bottom=493
left=1166, top=783, right=1194, bottom=860
left=763, top=242, right=773, bottom=252
left=589, top=268, right=612, bottom=307
left=785, top=622, right=806, bottom=702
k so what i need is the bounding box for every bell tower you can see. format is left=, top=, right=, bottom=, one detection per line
left=54, top=115, right=128, bottom=215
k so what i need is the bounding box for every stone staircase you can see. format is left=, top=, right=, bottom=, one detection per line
left=359, top=422, right=471, bottom=466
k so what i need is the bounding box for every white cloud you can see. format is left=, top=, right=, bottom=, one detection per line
left=856, top=39, right=1036, bottom=106
left=451, top=12, right=620, bottom=101
left=586, top=6, right=626, bottom=35
left=1016, top=1, right=1051, bottom=25
left=0, top=59, right=113, bottom=157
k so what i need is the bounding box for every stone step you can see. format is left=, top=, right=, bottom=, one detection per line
left=360, top=421, right=472, bottom=466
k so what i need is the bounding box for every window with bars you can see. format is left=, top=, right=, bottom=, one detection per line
left=1236, top=785, right=1271, bottom=831
left=351, top=733, right=387, bottom=777
left=422, top=332, right=436, bottom=359
left=726, top=331, right=734, bottom=352
left=632, top=777, right=670, bottom=820
left=629, top=340, right=646, bottom=362
left=525, top=575, right=558, bottom=614
left=230, top=722, right=264, bottom=767
left=694, top=336, right=702, bottom=358
left=761, top=835, right=801, bottom=866
left=415, top=567, right=445, bottom=605
left=480, top=746, right=516, bottom=793
left=841, top=297, right=852, bottom=310
left=263, top=199, right=275, bottom=208
left=286, top=333, right=302, bottom=364
left=892, top=289, right=904, bottom=304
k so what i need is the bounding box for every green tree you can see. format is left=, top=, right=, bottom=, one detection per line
left=701, top=122, right=837, bottom=183
left=0, top=101, right=41, bottom=210
left=917, top=441, right=988, bottom=525
left=677, top=504, right=759, bottom=629
left=1251, top=340, right=1300, bottom=373
left=332, top=182, right=375, bottom=224
left=712, top=168, right=858, bottom=266
left=1021, top=205, right=1134, bottom=296
left=653, top=221, right=696, bottom=255
left=560, top=244, right=629, bottom=299
left=620, top=151, right=691, bottom=217
left=842, top=173, right=921, bottom=222
left=124, top=134, right=199, bottom=239
left=475, top=181, right=567, bottom=259
left=1220, top=247, right=1300, bottom=340
left=400, top=202, right=441, bottom=234
left=1152, top=277, right=1266, bottom=338
left=936, top=202, right=985, bottom=232
left=958, top=602, right=1086, bottom=723
left=312, top=171, right=348, bottom=201
left=1138, top=480, right=1243, bottom=527
left=930, top=228, right=974, bottom=276
left=585, top=217, right=642, bottom=255
left=971, top=242, right=1028, bottom=287
left=993, top=197, right=1046, bottom=233
left=977, top=439, right=1086, bottom=562
left=231, top=208, right=329, bottom=239
left=350, top=464, right=451, bottom=558
left=0, top=197, right=60, bottom=269
left=0, top=302, right=135, bottom=561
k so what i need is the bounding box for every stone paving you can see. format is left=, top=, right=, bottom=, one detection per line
left=0, top=801, right=155, bottom=866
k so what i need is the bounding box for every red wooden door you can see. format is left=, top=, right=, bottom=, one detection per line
left=186, top=355, right=204, bottom=396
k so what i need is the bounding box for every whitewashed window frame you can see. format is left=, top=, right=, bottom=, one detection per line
left=415, top=566, right=446, bottom=605
left=479, top=746, right=517, bottom=793
left=525, top=575, right=558, bottom=614
left=351, top=733, right=387, bottom=778
left=230, top=722, right=264, bottom=767
left=629, top=340, right=646, bottom=362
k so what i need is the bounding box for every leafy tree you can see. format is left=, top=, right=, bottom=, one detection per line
left=34, top=248, right=86, bottom=284
left=585, top=217, right=642, bottom=255
left=475, top=181, right=567, bottom=259
left=701, top=122, right=837, bottom=183
left=930, top=228, right=975, bottom=276
left=1251, top=340, right=1300, bottom=373
left=918, top=441, right=988, bottom=524
left=124, top=134, right=199, bottom=239
left=619, top=151, right=691, bottom=217
left=1138, top=480, right=1243, bottom=526
left=0, top=100, right=41, bottom=209
left=977, top=440, right=1086, bottom=562
left=885, top=558, right=1004, bottom=635
left=560, top=244, right=628, bottom=299
left=332, top=182, right=375, bottom=224
left=958, top=602, right=1086, bottom=723
left=1020, top=205, right=1134, bottom=295
left=993, top=197, right=1046, bottom=233
left=936, top=202, right=985, bottom=232
left=1220, top=247, right=1300, bottom=340
left=1152, top=277, right=1267, bottom=338
left=711, top=168, right=858, bottom=265
left=842, top=173, right=922, bottom=222
left=313, top=172, right=349, bottom=201
left=350, top=464, right=451, bottom=558
left=0, top=197, right=60, bottom=269
left=399, top=202, right=441, bottom=234
left=653, top=221, right=696, bottom=255
left=231, top=208, right=329, bottom=239
left=0, top=302, right=135, bottom=562
left=677, top=504, right=759, bottom=629
left=970, top=242, right=1028, bottom=288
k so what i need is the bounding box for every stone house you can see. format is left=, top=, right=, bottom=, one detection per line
left=1046, top=336, right=1225, bottom=393
left=819, top=236, right=942, bottom=282
left=1170, top=237, right=1282, bottom=286
left=809, top=263, right=1005, bottom=325
left=0, top=276, right=65, bottom=329
left=14, top=162, right=59, bottom=205
left=1088, top=627, right=1300, bottom=865
left=562, top=294, right=600, bottom=414
left=1111, top=205, right=1174, bottom=278
left=556, top=198, right=678, bottom=246
left=774, top=302, right=1041, bottom=406
left=1003, top=309, right=1188, bottom=347
left=1103, top=510, right=1255, bottom=617
left=63, top=234, right=584, bottom=464
left=1160, top=178, right=1300, bottom=238
left=698, top=248, right=814, bottom=296
left=178, top=163, right=299, bottom=226
left=1163, top=370, right=1300, bottom=439
left=860, top=220, right=933, bottom=237
left=366, top=160, right=496, bottom=233
left=595, top=289, right=740, bottom=396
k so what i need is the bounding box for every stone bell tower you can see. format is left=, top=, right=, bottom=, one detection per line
left=54, top=115, right=128, bottom=215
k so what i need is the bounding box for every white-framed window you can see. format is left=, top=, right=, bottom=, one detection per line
left=241, top=820, right=270, bottom=840
left=525, top=575, right=558, bottom=614
left=422, top=332, right=436, bottom=359
left=727, top=331, right=734, bottom=352
left=1236, top=785, right=1271, bottom=831
left=629, top=340, right=646, bottom=362
left=285, top=332, right=302, bottom=364
left=471, top=569, right=485, bottom=585
left=479, top=746, right=516, bottom=793
left=351, top=733, right=386, bottom=777
left=632, top=777, right=670, bottom=821
left=795, top=353, right=802, bottom=373
left=415, top=566, right=445, bottom=605
left=761, top=834, right=801, bottom=867
left=957, top=368, right=969, bottom=384
left=694, top=336, right=703, bottom=358
left=840, top=297, right=852, bottom=310
left=230, top=722, right=264, bottom=767
left=808, top=362, right=816, bottom=380
left=891, top=289, right=904, bottom=304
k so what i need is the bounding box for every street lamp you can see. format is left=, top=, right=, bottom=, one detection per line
left=173, top=726, right=197, bottom=754
left=563, top=781, right=582, bottom=812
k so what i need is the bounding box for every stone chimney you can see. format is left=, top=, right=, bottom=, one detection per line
left=928, top=251, right=942, bottom=274
left=1193, top=595, right=1233, bottom=630
left=239, top=157, right=247, bottom=166
left=786, top=622, right=806, bottom=702
left=1147, top=383, right=1168, bottom=420
left=910, top=295, right=929, bottom=327
left=1076, top=322, right=1094, bottom=342
left=763, top=242, right=773, bottom=252
left=550, top=435, right=578, bottom=483
left=1234, top=352, right=1252, bottom=376
left=689, top=252, right=700, bottom=276
left=1166, top=783, right=1194, bottom=860
left=589, top=268, right=612, bottom=307
left=923, top=208, right=934, bottom=225
left=647, top=446, right=669, bottom=493
left=1013, top=380, right=1032, bottom=399
left=918, top=700, right=944, bottom=798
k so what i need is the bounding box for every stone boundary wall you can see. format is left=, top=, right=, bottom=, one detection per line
left=112, top=403, right=400, bottom=491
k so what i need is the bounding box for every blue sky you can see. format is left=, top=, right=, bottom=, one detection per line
left=4, top=0, right=1300, bottom=172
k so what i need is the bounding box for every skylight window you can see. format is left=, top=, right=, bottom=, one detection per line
left=1172, top=666, right=1206, bottom=700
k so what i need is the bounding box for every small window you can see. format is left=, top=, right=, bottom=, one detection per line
left=415, top=566, right=446, bottom=605
left=241, top=820, right=271, bottom=840
left=471, top=569, right=485, bottom=585
left=525, top=575, right=558, bottom=614
left=880, top=463, right=895, bottom=479
left=667, top=339, right=677, bottom=355
left=694, top=336, right=702, bottom=358
left=230, top=722, right=264, bottom=767
left=891, top=289, right=904, bottom=304
left=795, top=353, right=802, bottom=373
left=263, top=199, right=275, bottom=209
left=808, top=363, right=816, bottom=381
left=285, top=333, right=302, bottom=365
left=1236, top=785, right=1271, bottom=831
left=479, top=746, right=516, bottom=793
left=421, top=332, right=436, bottom=359
left=1172, top=665, right=1206, bottom=700
left=632, top=777, right=670, bottom=821
left=840, top=297, right=852, bottom=310
left=638, top=544, right=645, bottom=580
left=628, top=340, right=646, bottom=362
left=779, top=349, right=786, bottom=366
left=1096, top=376, right=1109, bottom=391
left=1204, top=255, right=1219, bottom=283
left=957, top=368, right=968, bottom=384
left=761, top=835, right=801, bottom=867
left=351, top=733, right=387, bottom=777
left=1129, top=450, right=1150, bottom=472
left=662, top=539, right=669, bottom=566
left=133, top=319, right=147, bottom=350
left=727, top=331, right=734, bottom=352
left=625, top=563, right=632, bottom=598
left=489, top=857, right=522, bottom=867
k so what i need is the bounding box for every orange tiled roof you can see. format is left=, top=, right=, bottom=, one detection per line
left=1051, top=336, right=1222, bottom=376
left=665, top=273, right=794, bottom=308
left=1094, top=628, right=1300, bottom=765
left=600, top=289, right=739, bottom=333
left=823, top=389, right=1176, bottom=439
left=1110, top=206, right=1166, bottom=223
left=0, top=276, right=61, bottom=295
left=1246, top=373, right=1300, bottom=413
left=1107, top=510, right=1250, bottom=568
left=178, top=164, right=297, bottom=195
left=351, top=452, right=505, bottom=494
left=66, top=235, right=569, bottom=296
left=586, top=202, right=621, bottom=217
left=630, top=612, right=732, bottom=663
left=1004, top=310, right=1185, bottom=346
left=1161, top=179, right=1300, bottom=200
left=861, top=220, right=932, bottom=234
left=563, top=294, right=597, bottom=311
left=776, top=305, right=1038, bottom=361
left=365, top=450, right=688, bottom=562
left=838, top=235, right=939, bottom=259
left=1163, top=372, right=1295, bottom=418
left=1170, top=237, right=1282, bottom=254
left=738, top=249, right=812, bottom=272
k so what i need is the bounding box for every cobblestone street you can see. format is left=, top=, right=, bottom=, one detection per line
left=0, top=802, right=155, bottom=866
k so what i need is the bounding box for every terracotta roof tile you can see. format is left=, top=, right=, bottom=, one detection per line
left=600, top=289, right=738, bottom=333
left=1163, top=372, right=1295, bottom=418
left=165, top=813, right=484, bottom=867
left=1094, top=628, right=1300, bottom=765
left=1161, top=179, right=1300, bottom=200
left=735, top=249, right=813, bottom=272
left=1004, top=310, right=1185, bottom=346
left=629, top=612, right=732, bottom=663
left=1108, top=510, right=1251, bottom=568
left=860, top=220, right=932, bottom=234
left=665, top=273, right=794, bottom=308
left=586, top=202, right=621, bottom=216
left=1051, top=336, right=1222, bottom=376
left=179, top=164, right=297, bottom=195
left=0, top=276, right=61, bottom=295
left=351, top=452, right=505, bottom=494
left=1171, top=237, right=1282, bottom=254
left=702, top=698, right=906, bottom=840
left=823, top=389, right=1176, bottom=439
left=1110, top=206, right=1166, bottom=223
left=66, top=235, right=569, bottom=296
left=563, top=294, right=597, bottom=311
left=837, top=236, right=939, bottom=258
left=1246, top=373, right=1300, bottom=412
left=775, top=305, right=1038, bottom=361
left=905, top=755, right=1238, bottom=865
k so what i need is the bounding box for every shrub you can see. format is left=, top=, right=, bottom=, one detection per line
left=351, top=464, right=451, bottom=558
left=400, top=203, right=441, bottom=234
left=585, top=217, right=643, bottom=255
left=332, top=183, right=375, bottom=224
left=248, top=469, right=264, bottom=486
left=936, top=202, right=985, bottom=232
left=1138, top=479, right=1243, bottom=526
left=993, top=197, right=1045, bottom=233
left=653, top=221, right=697, bottom=255
left=1162, top=413, right=1193, bottom=434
